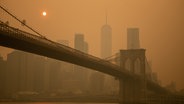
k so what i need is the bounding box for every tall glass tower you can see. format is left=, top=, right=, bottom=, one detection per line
left=101, top=16, right=112, bottom=59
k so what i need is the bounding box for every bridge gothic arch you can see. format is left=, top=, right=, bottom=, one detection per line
left=119, top=49, right=146, bottom=76
left=134, top=58, right=141, bottom=75
left=124, top=58, right=132, bottom=72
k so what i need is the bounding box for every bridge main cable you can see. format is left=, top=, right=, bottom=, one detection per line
left=0, top=5, right=45, bottom=38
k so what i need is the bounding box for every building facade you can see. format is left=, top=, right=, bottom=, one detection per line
left=127, top=28, right=140, bottom=49
left=101, top=24, right=112, bottom=58
left=5, top=50, right=46, bottom=97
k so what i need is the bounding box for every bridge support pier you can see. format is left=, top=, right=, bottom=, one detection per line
left=119, top=49, right=146, bottom=104
left=119, top=78, right=144, bottom=104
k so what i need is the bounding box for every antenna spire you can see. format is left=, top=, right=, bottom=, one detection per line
left=105, top=10, right=108, bottom=24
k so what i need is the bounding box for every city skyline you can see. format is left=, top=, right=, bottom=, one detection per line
left=0, top=0, right=184, bottom=91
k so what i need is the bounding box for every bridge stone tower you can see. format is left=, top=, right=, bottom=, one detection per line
left=119, top=49, right=146, bottom=104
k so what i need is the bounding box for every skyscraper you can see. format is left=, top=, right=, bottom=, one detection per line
left=74, top=33, right=89, bottom=92
left=101, top=22, right=112, bottom=58
left=49, top=58, right=61, bottom=92
left=127, top=28, right=140, bottom=49
left=5, top=50, right=46, bottom=95
left=74, top=33, right=87, bottom=53
left=57, top=40, right=78, bottom=91
left=6, top=51, right=28, bottom=94
left=100, top=14, right=114, bottom=94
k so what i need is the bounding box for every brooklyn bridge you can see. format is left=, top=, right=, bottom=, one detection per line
left=0, top=20, right=184, bottom=104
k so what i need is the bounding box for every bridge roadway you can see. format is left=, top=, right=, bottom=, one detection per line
left=0, top=23, right=168, bottom=94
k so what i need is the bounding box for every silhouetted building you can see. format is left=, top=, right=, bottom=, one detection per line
left=74, top=33, right=89, bottom=92
left=84, top=41, right=89, bottom=54
left=74, top=33, right=88, bottom=51
left=6, top=50, right=45, bottom=96
left=58, top=40, right=76, bottom=92
left=100, top=15, right=114, bottom=94
left=127, top=28, right=140, bottom=49
left=43, top=58, right=50, bottom=92
left=6, top=51, right=27, bottom=95
left=47, top=40, right=72, bottom=93
left=89, top=72, right=105, bottom=94
left=0, top=55, right=6, bottom=98
left=101, top=22, right=112, bottom=58
left=32, top=55, right=45, bottom=92
left=49, top=58, right=61, bottom=92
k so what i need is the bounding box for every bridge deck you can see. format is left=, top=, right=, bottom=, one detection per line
left=0, top=23, right=131, bottom=78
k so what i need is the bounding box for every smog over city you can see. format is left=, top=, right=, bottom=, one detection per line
left=0, top=0, right=184, bottom=104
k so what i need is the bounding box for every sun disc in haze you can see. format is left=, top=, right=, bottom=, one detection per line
left=42, top=11, right=47, bottom=16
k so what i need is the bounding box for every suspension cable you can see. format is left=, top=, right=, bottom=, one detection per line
left=0, top=5, right=45, bottom=38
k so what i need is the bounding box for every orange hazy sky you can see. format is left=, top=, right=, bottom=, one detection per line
left=0, top=0, right=184, bottom=90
